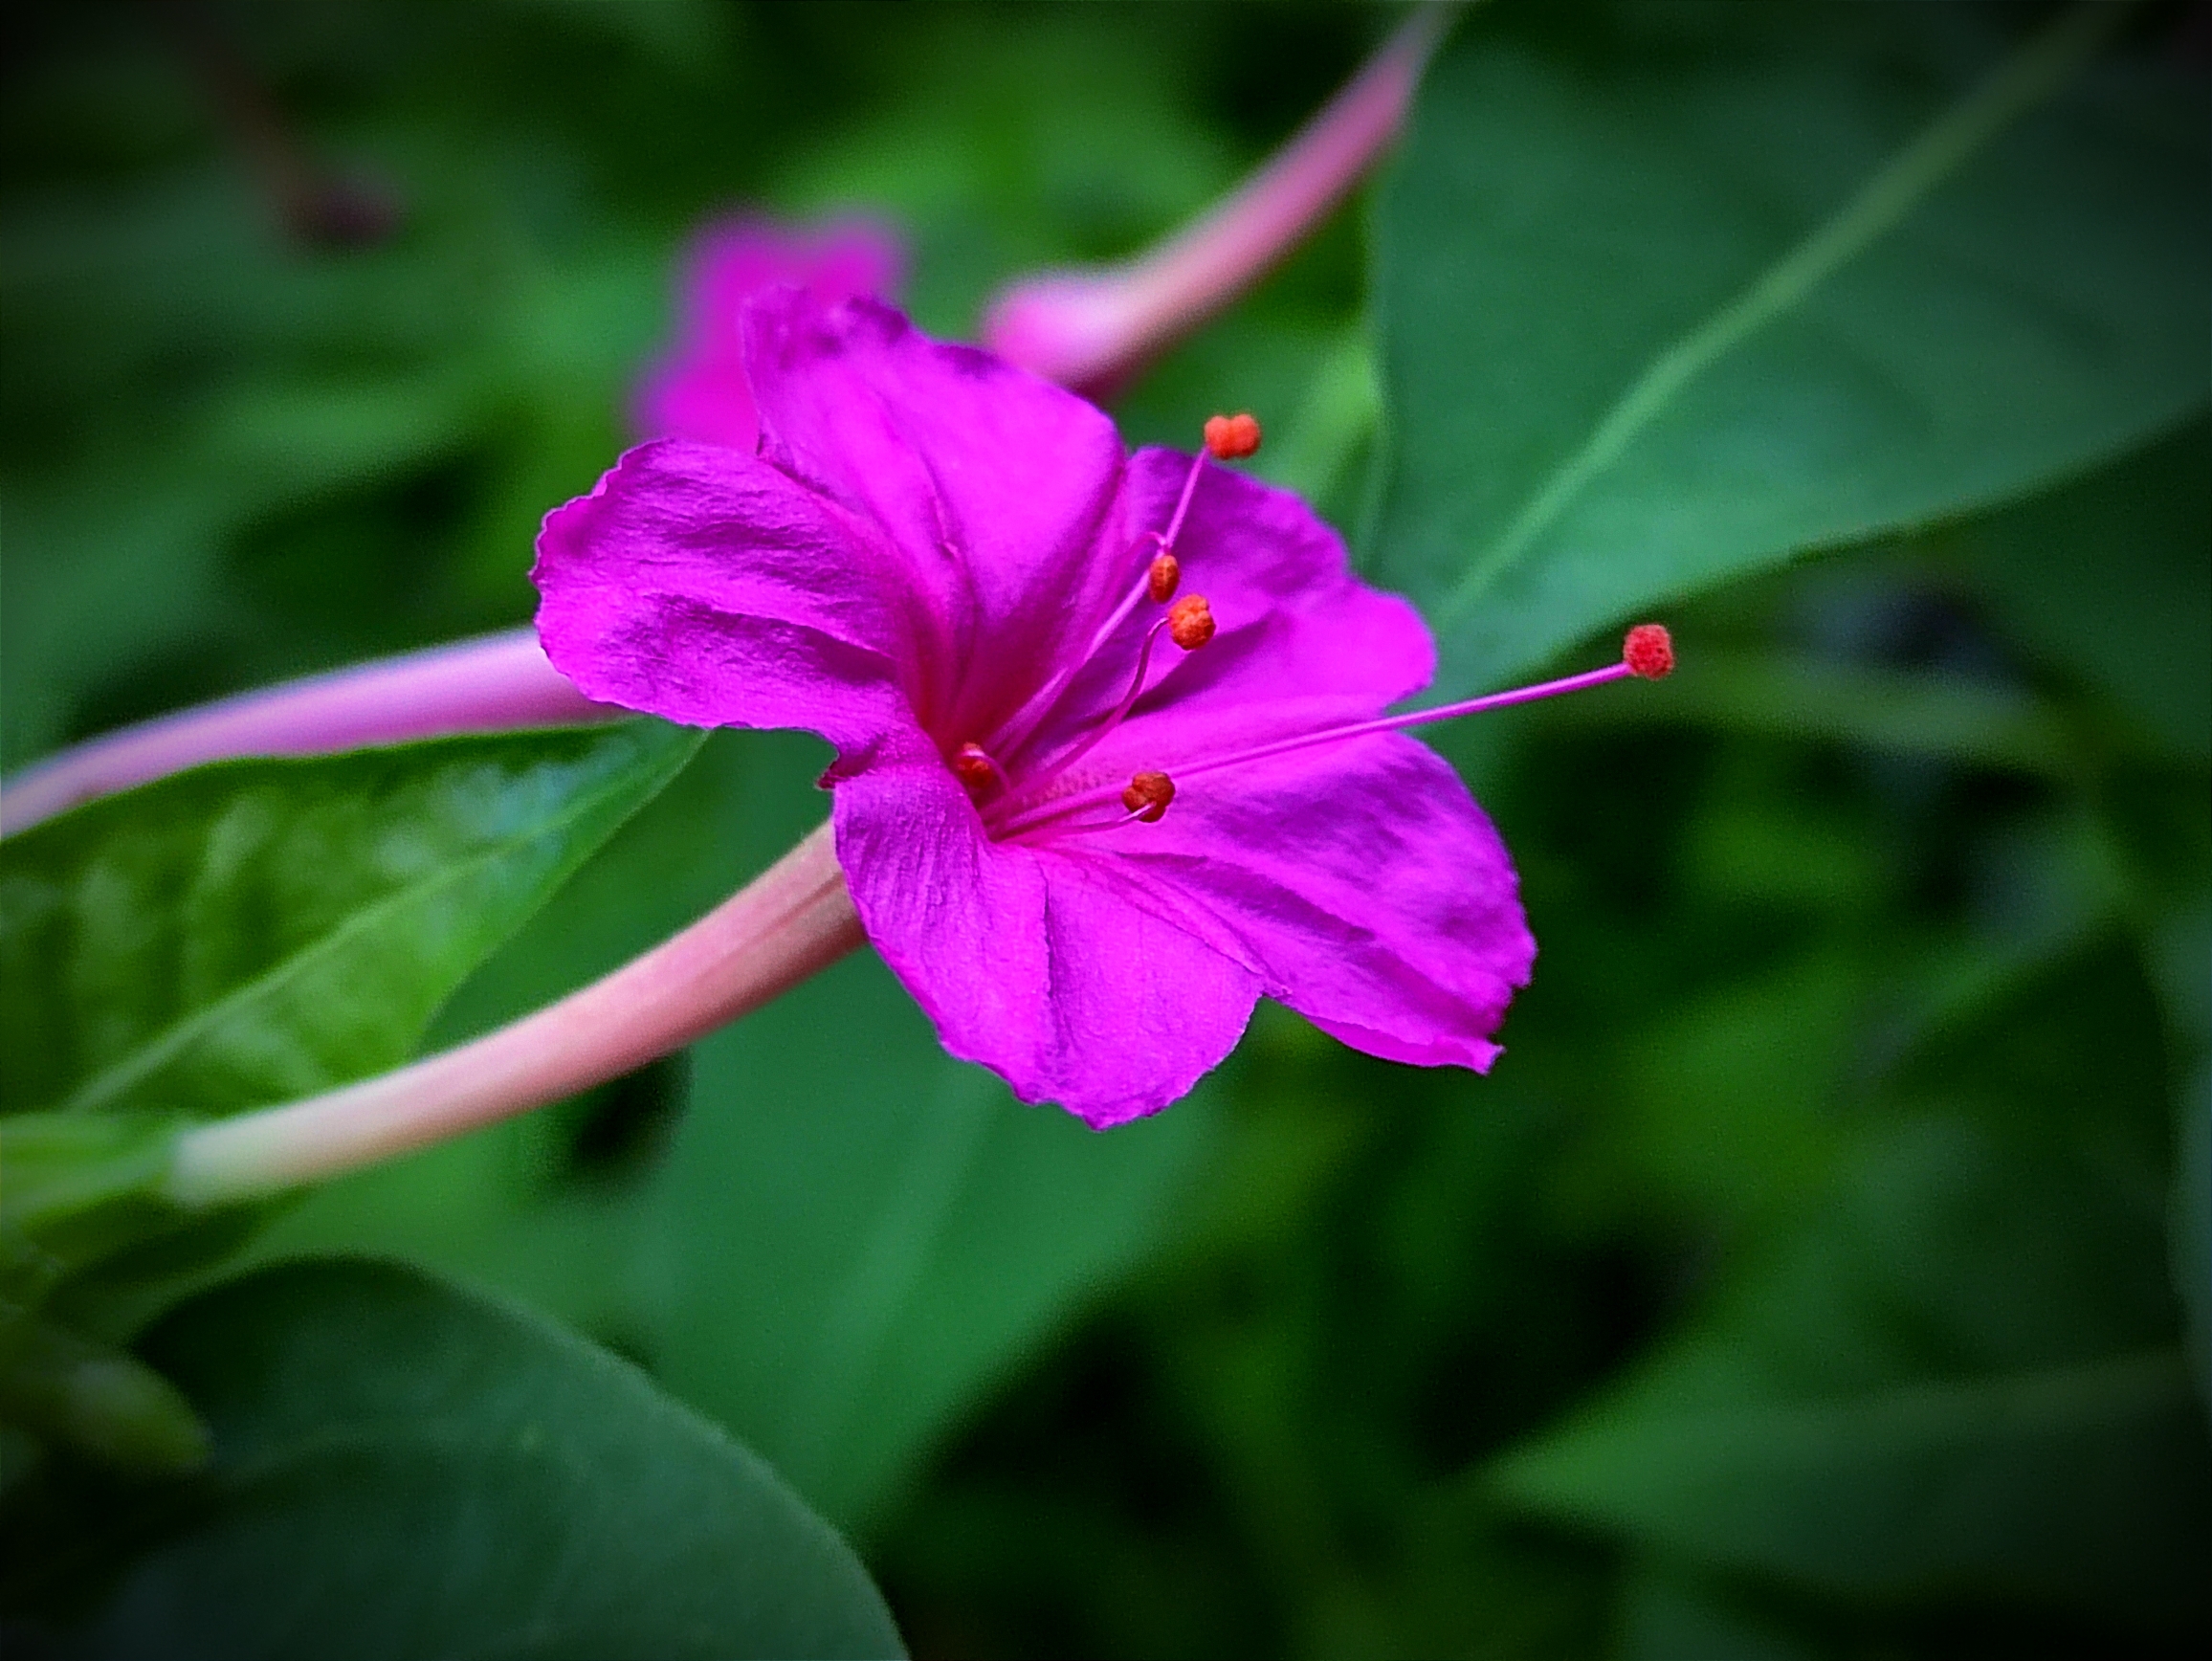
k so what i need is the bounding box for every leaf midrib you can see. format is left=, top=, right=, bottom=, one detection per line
left=1429, top=2, right=2124, bottom=632
left=59, top=741, right=672, bottom=1116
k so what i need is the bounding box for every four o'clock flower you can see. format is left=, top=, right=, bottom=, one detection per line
left=536, top=291, right=1667, bottom=1126
left=162, top=303, right=1670, bottom=1206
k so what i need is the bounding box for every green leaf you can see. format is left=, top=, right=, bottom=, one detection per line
left=237, top=730, right=1218, bottom=1532
left=0, top=1313, right=210, bottom=1476
left=1617, top=1565, right=1819, bottom=1661
left=654, top=952, right=1217, bottom=1533
left=0, top=1112, right=192, bottom=1301
left=1490, top=1115, right=2212, bottom=1628
left=1368, top=2, right=2210, bottom=695
left=1957, top=420, right=2212, bottom=762
left=0, top=1259, right=904, bottom=1659
left=0, top=720, right=701, bottom=1119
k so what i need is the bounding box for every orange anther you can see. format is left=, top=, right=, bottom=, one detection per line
left=1167, top=594, right=1215, bottom=650
left=1623, top=623, right=1674, bottom=680
left=1147, top=549, right=1181, bottom=604
left=952, top=742, right=1002, bottom=792
left=1203, top=412, right=1262, bottom=460
left=1121, top=769, right=1176, bottom=822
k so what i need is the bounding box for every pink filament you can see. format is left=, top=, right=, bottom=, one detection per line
left=985, top=448, right=1213, bottom=766
left=993, top=659, right=1638, bottom=842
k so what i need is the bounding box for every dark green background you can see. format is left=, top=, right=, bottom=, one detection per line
left=3, top=3, right=2206, bottom=1656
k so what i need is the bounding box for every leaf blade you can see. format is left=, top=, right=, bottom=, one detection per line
left=1, top=721, right=701, bottom=1118
left=0, top=1258, right=905, bottom=1659
left=1369, top=3, right=2211, bottom=693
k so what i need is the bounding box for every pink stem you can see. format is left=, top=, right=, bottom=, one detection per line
left=981, top=4, right=1452, bottom=392
left=165, top=820, right=861, bottom=1205
left=0, top=628, right=618, bottom=838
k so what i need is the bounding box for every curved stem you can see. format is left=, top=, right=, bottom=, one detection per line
left=981, top=3, right=1456, bottom=391
left=165, top=820, right=862, bottom=1206
left=1, top=629, right=618, bottom=838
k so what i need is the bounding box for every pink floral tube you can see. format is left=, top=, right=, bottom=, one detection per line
left=982, top=5, right=1449, bottom=391
left=0, top=630, right=618, bottom=836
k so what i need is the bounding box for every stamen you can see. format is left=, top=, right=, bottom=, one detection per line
left=984, top=540, right=1161, bottom=761
left=989, top=610, right=1181, bottom=811
left=1147, top=550, right=1181, bottom=603
left=990, top=624, right=1675, bottom=842
left=1121, top=769, right=1176, bottom=822
left=984, top=417, right=1241, bottom=763
left=1625, top=623, right=1674, bottom=679
left=1014, top=805, right=1158, bottom=844
left=1203, top=411, right=1262, bottom=459
left=952, top=742, right=1007, bottom=796
left=975, top=418, right=1250, bottom=812
left=1166, top=594, right=1216, bottom=650
left=1157, top=448, right=1211, bottom=554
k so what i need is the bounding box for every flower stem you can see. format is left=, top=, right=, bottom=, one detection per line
left=1, top=629, right=617, bottom=837
left=163, top=820, right=861, bottom=1207
left=981, top=3, right=1457, bottom=391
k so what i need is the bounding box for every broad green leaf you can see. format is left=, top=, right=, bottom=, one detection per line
left=244, top=730, right=1219, bottom=1531
left=1368, top=2, right=2210, bottom=696
left=0, top=720, right=700, bottom=1119
left=0, top=1311, right=210, bottom=1476
left=1490, top=1114, right=2212, bottom=1627
left=654, top=952, right=1217, bottom=1533
left=0, top=1259, right=904, bottom=1659
left=223, top=729, right=796, bottom=1344
left=1618, top=1566, right=1818, bottom=1661
left=1956, top=420, right=2212, bottom=762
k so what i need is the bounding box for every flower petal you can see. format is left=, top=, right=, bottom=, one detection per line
left=833, top=754, right=1263, bottom=1127
left=1126, top=448, right=1434, bottom=704
left=533, top=439, right=919, bottom=761
left=744, top=294, right=1136, bottom=740
left=1105, top=731, right=1535, bottom=1072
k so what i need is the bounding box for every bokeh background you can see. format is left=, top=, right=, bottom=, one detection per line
left=4, top=3, right=2207, bottom=1656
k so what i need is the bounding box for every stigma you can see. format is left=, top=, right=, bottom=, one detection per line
left=1625, top=623, right=1674, bottom=678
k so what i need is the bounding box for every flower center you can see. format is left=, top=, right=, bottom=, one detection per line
left=946, top=414, right=1255, bottom=831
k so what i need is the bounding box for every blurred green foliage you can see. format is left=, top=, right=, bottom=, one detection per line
left=3, top=1261, right=901, bottom=1656
left=2, top=3, right=2207, bottom=1657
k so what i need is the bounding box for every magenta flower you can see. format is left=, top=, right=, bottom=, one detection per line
left=635, top=216, right=904, bottom=450
left=538, top=293, right=1552, bottom=1127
